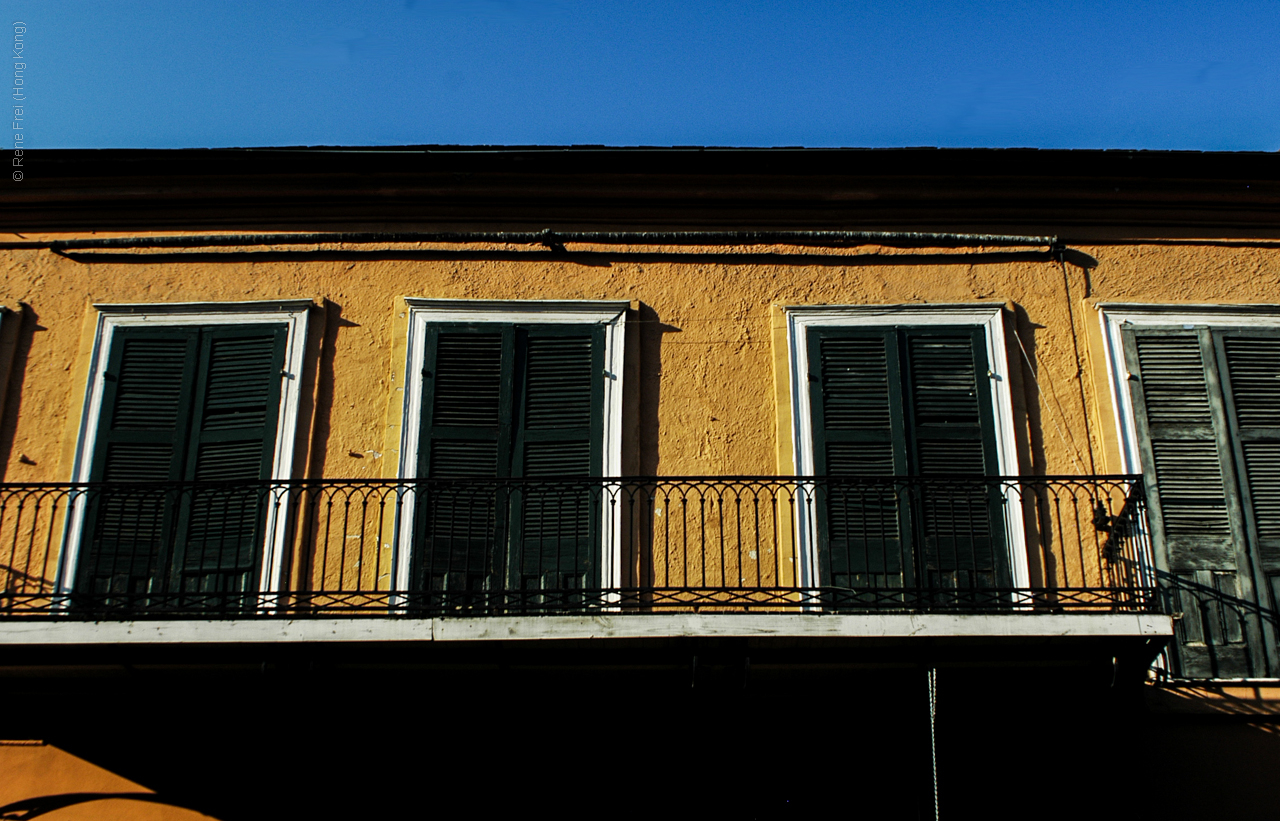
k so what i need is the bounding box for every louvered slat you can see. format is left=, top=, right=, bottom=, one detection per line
left=101, top=442, right=174, bottom=482
left=1136, top=336, right=1213, bottom=425
left=432, top=333, right=502, bottom=428
left=907, top=335, right=987, bottom=475
left=826, top=442, right=894, bottom=475
left=820, top=337, right=891, bottom=430
left=524, top=441, right=591, bottom=476
left=429, top=440, right=499, bottom=477
left=185, top=441, right=267, bottom=572
left=915, top=440, right=986, bottom=475
left=908, top=337, right=982, bottom=425
left=1222, top=338, right=1280, bottom=427
left=524, top=336, right=593, bottom=430
left=200, top=335, right=279, bottom=431
left=1242, top=443, right=1280, bottom=539
left=1151, top=441, right=1232, bottom=537
left=193, top=440, right=265, bottom=481
left=423, top=440, right=498, bottom=580
left=1223, top=337, right=1280, bottom=546
left=111, top=338, right=188, bottom=430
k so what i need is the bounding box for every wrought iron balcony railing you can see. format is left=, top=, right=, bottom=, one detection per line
left=0, top=475, right=1157, bottom=618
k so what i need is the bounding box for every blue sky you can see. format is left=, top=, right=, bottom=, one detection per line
left=12, top=0, right=1280, bottom=149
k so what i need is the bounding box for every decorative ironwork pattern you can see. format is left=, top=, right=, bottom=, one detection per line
left=0, top=475, right=1157, bottom=619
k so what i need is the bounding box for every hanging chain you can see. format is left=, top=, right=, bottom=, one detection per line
left=928, top=667, right=939, bottom=821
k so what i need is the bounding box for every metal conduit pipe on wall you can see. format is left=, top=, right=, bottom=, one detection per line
left=0, top=229, right=1062, bottom=253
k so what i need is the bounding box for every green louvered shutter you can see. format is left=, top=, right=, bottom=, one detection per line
left=176, top=326, right=288, bottom=596
left=510, top=327, right=605, bottom=593
left=415, top=328, right=511, bottom=597
left=80, top=327, right=199, bottom=597
left=1124, top=329, right=1261, bottom=678
left=809, top=330, right=911, bottom=590
left=79, top=325, right=286, bottom=602
left=808, top=326, right=1005, bottom=597
left=414, top=325, right=604, bottom=601
left=903, top=329, right=1006, bottom=589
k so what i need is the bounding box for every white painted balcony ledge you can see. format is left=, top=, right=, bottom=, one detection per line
left=0, top=612, right=1172, bottom=645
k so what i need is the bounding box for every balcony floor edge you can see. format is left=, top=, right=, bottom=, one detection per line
left=0, top=612, right=1173, bottom=646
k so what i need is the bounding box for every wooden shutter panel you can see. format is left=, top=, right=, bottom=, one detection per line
left=903, top=331, right=994, bottom=475
left=178, top=327, right=287, bottom=595
left=809, top=330, right=908, bottom=590
left=902, top=330, right=1005, bottom=589
left=415, top=324, right=606, bottom=600
left=415, top=329, right=510, bottom=596
left=1220, top=336, right=1280, bottom=565
left=1128, top=333, right=1235, bottom=566
left=1125, top=329, right=1259, bottom=678
left=808, top=326, right=1007, bottom=595
left=511, top=328, right=604, bottom=593
left=81, top=328, right=199, bottom=596
left=80, top=324, right=286, bottom=601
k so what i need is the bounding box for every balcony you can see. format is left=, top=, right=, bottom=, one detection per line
left=0, top=475, right=1158, bottom=621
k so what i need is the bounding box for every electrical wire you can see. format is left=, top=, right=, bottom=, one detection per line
left=1012, top=328, right=1090, bottom=474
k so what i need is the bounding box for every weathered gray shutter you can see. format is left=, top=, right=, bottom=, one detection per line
left=808, top=326, right=1006, bottom=594
left=1124, top=329, right=1261, bottom=678
left=81, top=328, right=199, bottom=596
left=510, top=328, right=605, bottom=593
left=80, top=325, right=286, bottom=600
left=177, top=326, right=288, bottom=595
left=1217, top=333, right=1280, bottom=669
left=902, top=329, right=1005, bottom=588
left=416, top=328, right=512, bottom=596
left=1220, top=335, right=1280, bottom=565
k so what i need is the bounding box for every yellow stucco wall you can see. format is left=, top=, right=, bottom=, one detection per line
left=0, top=238, right=1275, bottom=483
left=0, top=236, right=1276, bottom=592
left=0, top=741, right=220, bottom=819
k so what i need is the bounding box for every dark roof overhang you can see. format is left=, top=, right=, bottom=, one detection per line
left=5, top=145, right=1280, bottom=239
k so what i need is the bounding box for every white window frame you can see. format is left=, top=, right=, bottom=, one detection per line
left=394, top=298, right=629, bottom=593
left=58, top=300, right=313, bottom=597
left=784, top=303, right=1028, bottom=590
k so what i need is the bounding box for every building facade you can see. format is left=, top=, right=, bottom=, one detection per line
left=0, top=147, right=1278, bottom=819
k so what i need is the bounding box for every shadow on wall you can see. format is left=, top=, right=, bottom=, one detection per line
left=0, top=791, right=219, bottom=820
left=301, top=299, right=356, bottom=481
left=0, top=740, right=222, bottom=820
left=0, top=304, right=43, bottom=479
left=633, top=302, right=680, bottom=476
left=1139, top=712, right=1280, bottom=819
